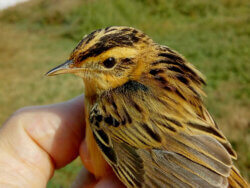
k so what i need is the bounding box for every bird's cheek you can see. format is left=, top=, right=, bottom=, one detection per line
left=95, top=74, right=112, bottom=90
left=102, top=74, right=128, bottom=90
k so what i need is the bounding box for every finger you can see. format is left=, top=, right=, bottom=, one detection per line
left=0, top=95, right=85, bottom=187
left=71, top=168, right=97, bottom=188
left=71, top=168, right=125, bottom=188
left=95, top=175, right=126, bottom=188
left=20, top=95, right=86, bottom=168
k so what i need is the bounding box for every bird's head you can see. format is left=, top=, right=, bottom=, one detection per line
left=46, top=26, right=154, bottom=96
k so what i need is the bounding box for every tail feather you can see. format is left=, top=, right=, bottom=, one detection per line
left=228, top=166, right=248, bottom=188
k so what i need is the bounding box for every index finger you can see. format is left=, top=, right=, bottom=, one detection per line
left=0, top=95, right=86, bottom=187
left=21, top=95, right=86, bottom=168
left=2, top=95, right=85, bottom=168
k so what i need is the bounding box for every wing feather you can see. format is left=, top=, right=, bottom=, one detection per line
left=89, top=81, right=246, bottom=187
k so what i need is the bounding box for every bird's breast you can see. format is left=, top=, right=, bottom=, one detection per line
left=83, top=99, right=111, bottom=178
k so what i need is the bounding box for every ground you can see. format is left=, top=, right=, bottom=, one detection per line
left=0, top=0, right=249, bottom=187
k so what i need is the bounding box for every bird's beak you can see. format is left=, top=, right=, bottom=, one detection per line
left=46, top=59, right=76, bottom=76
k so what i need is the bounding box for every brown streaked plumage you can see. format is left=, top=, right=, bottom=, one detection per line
left=47, top=26, right=248, bottom=188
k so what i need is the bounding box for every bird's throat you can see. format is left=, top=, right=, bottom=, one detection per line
left=83, top=79, right=99, bottom=98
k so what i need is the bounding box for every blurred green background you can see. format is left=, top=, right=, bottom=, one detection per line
left=0, top=0, right=249, bottom=187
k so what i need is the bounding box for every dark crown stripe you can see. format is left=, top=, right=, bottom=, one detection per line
left=104, top=26, right=117, bottom=33
left=77, top=31, right=140, bottom=62
left=78, top=43, right=114, bottom=62
left=84, top=31, right=96, bottom=45
left=74, top=29, right=100, bottom=52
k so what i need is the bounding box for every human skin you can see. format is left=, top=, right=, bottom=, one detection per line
left=0, top=95, right=124, bottom=188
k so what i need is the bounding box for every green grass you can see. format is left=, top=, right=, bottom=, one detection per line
left=0, top=0, right=249, bottom=186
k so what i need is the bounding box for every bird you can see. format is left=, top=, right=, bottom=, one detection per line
left=46, top=26, right=248, bottom=188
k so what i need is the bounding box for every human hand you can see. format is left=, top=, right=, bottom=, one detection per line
left=0, top=95, right=124, bottom=188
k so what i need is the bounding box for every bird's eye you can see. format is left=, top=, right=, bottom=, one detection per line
left=103, top=57, right=116, bottom=68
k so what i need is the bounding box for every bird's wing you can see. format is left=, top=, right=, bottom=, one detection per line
left=89, top=86, right=238, bottom=188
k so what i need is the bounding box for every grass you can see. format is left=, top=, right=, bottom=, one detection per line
left=0, top=0, right=249, bottom=186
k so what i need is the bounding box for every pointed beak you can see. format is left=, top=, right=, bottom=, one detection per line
left=46, top=59, right=75, bottom=76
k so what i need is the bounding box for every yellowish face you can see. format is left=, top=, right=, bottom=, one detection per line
left=73, top=47, right=139, bottom=92
left=47, top=26, right=153, bottom=95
